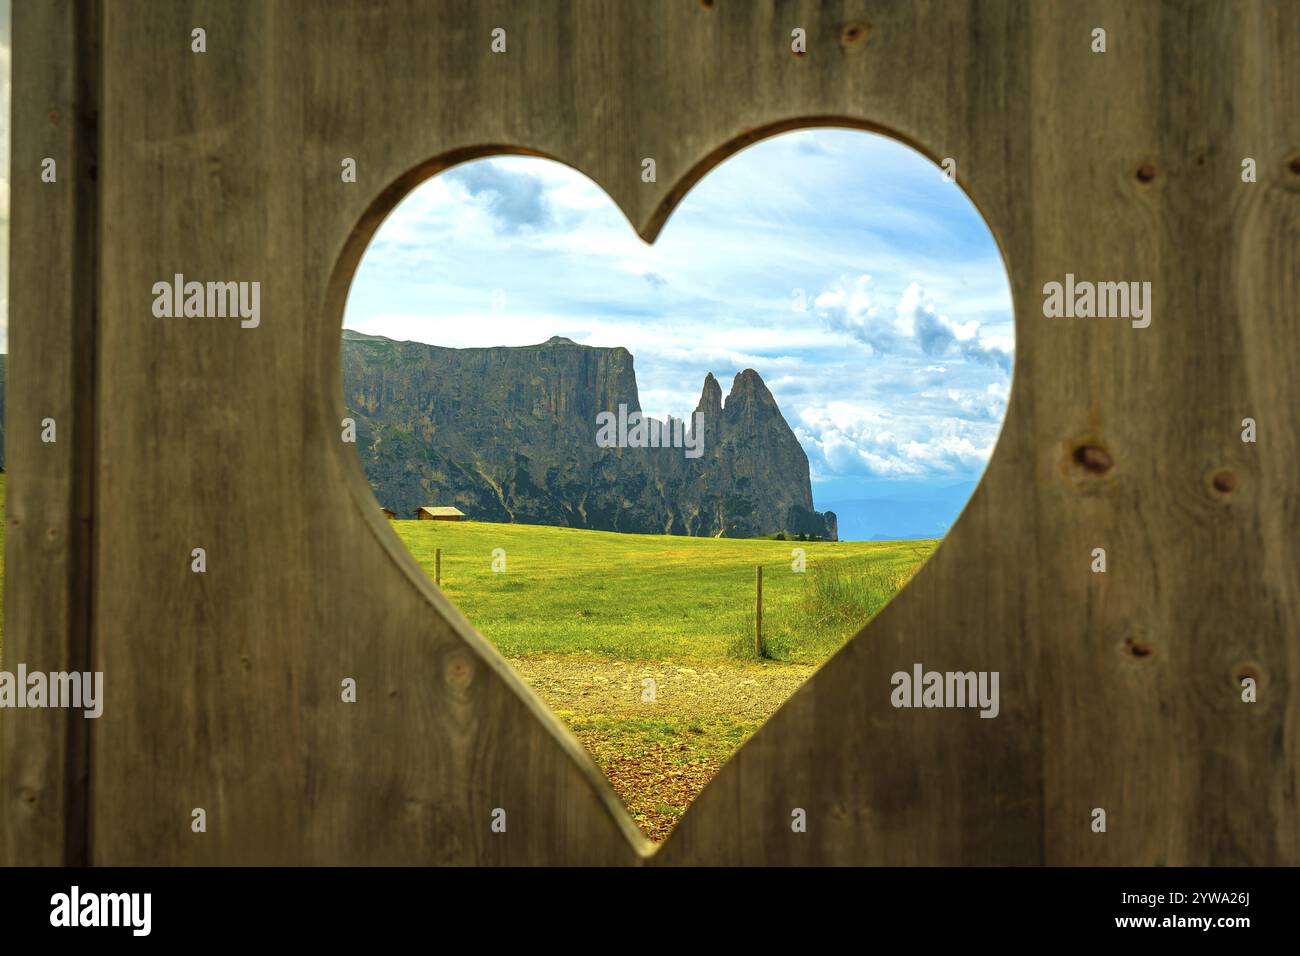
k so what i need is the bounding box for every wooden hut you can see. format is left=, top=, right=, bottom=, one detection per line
left=415, top=506, right=465, bottom=521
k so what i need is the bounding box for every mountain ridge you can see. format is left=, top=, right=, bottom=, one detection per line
left=341, top=331, right=836, bottom=539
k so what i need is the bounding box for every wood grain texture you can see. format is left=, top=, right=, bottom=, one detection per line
left=3, top=0, right=1296, bottom=866
left=0, top=0, right=97, bottom=866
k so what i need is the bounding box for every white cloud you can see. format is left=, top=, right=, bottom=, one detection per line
left=814, top=276, right=1012, bottom=374
left=796, top=401, right=999, bottom=480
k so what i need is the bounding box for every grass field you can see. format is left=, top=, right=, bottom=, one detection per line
left=393, top=519, right=935, bottom=664
left=393, top=517, right=936, bottom=839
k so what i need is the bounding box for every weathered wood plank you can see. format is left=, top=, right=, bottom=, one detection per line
left=660, top=0, right=1300, bottom=867
left=89, top=0, right=647, bottom=865
left=0, top=0, right=97, bottom=866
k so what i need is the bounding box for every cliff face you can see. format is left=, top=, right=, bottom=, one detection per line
left=341, top=331, right=836, bottom=539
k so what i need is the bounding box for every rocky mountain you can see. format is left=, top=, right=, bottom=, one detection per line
left=341, top=331, right=836, bottom=539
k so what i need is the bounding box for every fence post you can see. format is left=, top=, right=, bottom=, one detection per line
left=756, top=564, right=763, bottom=657
left=436, top=548, right=441, bottom=588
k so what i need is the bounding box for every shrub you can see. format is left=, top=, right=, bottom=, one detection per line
left=730, top=557, right=918, bottom=663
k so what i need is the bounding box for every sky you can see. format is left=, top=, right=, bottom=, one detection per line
left=343, top=127, right=1014, bottom=518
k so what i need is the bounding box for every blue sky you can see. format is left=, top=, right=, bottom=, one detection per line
left=343, top=128, right=1014, bottom=524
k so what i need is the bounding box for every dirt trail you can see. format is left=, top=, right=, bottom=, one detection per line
left=508, top=655, right=817, bottom=841
left=508, top=655, right=816, bottom=718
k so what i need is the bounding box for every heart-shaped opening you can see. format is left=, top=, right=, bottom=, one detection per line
left=337, top=127, right=1013, bottom=841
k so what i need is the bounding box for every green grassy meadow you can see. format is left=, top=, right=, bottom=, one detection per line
left=392, top=518, right=936, bottom=664
left=392, top=516, right=937, bottom=838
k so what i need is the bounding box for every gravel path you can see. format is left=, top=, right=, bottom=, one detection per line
left=507, top=654, right=817, bottom=841
left=508, top=655, right=817, bottom=719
